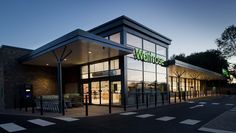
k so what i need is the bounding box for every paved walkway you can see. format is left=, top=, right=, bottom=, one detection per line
left=199, top=107, right=236, bottom=133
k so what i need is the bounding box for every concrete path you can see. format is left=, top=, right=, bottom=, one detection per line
left=199, top=107, right=236, bottom=133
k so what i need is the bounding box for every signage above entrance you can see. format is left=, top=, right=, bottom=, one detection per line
left=133, top=48, right=165, bottom=66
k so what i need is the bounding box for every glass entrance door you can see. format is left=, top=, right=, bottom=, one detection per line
left=101, top=81, right=109, bottom=104
left=111, top=81, right=121, bottom=105
left=83, top=83, right=89, bottom=103
left=91, top=82, right=100, bottom=104
left=90, top=80, right=121, bottom=105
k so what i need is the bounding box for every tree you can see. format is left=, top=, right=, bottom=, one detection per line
left=171, top=49, right=229, bottom=74
left=170, top=53, right=186, bottom=61
left=216, top=25, right=236, bottom=58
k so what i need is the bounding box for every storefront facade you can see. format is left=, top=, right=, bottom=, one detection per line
left=0, top=16, right=224, bottom=110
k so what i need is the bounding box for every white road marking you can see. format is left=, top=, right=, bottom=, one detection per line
left=53, top=117, right=79, bottom=122
left=189, top=104, right=204, bottom=109
left=230, top=107, right=236, bottom=112
left=212, top=103, right=220, bottom=105
left=0, top=123, right=26, bottom=132
left=120, top=112, right=138, bottom=116
left=136, top=114, right=155, bottom=118
left=28, top=119, right=55, bottom=127
left=199, top=127, right=236, bottom=133
left=225, top=103, right=234, bottom=106
left=180, top=119, right=201, bottom=125
left=156, top=116, right=176, bottom=121
left=187, top=101, right=195, bottom=104
left=199, top=102, right=207, bottom=105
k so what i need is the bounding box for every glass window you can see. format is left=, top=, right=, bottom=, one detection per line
left=144, top=62, right=155, bottom=72
left=127, top=69, right=142, bottom=81
left=91, top=61, right=109, bottom=72
left=143, top=40, right=155, bottom=53
left=109, top=33, right=120, bottom=44
left=157, top=74, right=166, bottom=83
left=82, top=74, right=88, bottom=79
left=128, top=81, right=142, bottom=92
left=104, top=36, right=108, bottom=39
left=157, top=65, right=166, bottom=74
left=126, top=33, right=142, bottom=48
left=81, top=65, right=88, bottom=74
left=127, top=57, right=142, bottom=70
left=156, top=45, right=166, bottom=56
left=144, top=72, right=156, bottom=82
left=144, top=82, right=155, bottom=93
left=90, top=64, right=95, bottom=73
left=156, top=54, right=166, bottom=61
left=81, top=65, right=88, bottom=79
left=110, top=59, right=119, bottom=70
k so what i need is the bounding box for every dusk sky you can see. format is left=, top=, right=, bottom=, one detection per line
left=1, top=0, right=236, bottom=62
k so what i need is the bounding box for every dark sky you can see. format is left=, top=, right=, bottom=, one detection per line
left=0, top=0, right=236, bottom=61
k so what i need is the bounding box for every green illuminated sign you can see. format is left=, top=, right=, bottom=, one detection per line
left=133, top=48, right=165, bottom=66
left=222, top=68, right=230, bottom=78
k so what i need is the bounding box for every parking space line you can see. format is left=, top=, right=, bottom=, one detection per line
left=0, top=123, right=26, bottom=132
left=136, top=114, right=155, bottom=118
left=212, top=103, right=220, bottom=105
left=179, top=119, right=201, bottom=125
left=189, top=104, right=204, bottom=109
left=156, top=116, right=176, bottom=121
left=28, top=119, right=55, bottom=127
left=120, top=112, right=138, bottom=116
left=199, top=102, right=207, bottom=105
left=225, top=104, right=234, bottom=106
left=187, top=101, right=195, bottom=104
left=53, top=117, right=79, bottom=122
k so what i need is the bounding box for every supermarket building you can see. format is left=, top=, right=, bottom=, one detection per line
left=0, top=16, right=225, bottom=110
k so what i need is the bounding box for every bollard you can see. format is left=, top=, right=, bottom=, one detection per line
left=32, top=100, right=35, bottom=114
left=123, top=93, right=127, bottom=112
left=179, top=91, right=182, bottom=102
left=146, top=93, right=149, bottom=108
left=62, top=99, right=65, bottom=116
left=40, top=96, right=43, bottom=115
left=168, top=92, right=171, bottom=104
left=14, top=95, right=17, bottom=109
left=25, top=101, right=28, bottom=112
left=85, top=95, right=88, bottom=116
left=136, top=93, right=139, bottom=110
left=155, top=92, right=157, bottom=107
left=186, top=91, right=188, bottom=100
left=174, top=92, right=176, bottom=103
left=161, top=93, right=164, bottom=105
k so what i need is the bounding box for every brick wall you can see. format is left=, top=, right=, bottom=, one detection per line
left=1, top=46, right=57, bottom=108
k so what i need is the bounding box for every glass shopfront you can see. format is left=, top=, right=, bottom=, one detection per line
left=81, top=58, right=122, bottom=106
left=126, top=32, right=168, bottom=105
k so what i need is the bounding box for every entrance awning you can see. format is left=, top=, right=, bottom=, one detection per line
left=168, top=60, right=225, bottom=80
left=19, top=29, right=133, bottom=66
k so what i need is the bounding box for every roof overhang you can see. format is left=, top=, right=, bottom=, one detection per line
left=168, top=60, right=225, bottom=80
left=19, top=29, right=133, bottom=67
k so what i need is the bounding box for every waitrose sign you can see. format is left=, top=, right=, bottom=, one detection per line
left=133, top=48, right=165, bottom=66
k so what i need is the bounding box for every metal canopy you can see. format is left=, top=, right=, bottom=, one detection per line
left=19, top=29, right=133, bottom=66
left=168, top=60, right=225, bottom=80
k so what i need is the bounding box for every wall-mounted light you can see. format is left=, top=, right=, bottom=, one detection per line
left=46, top=64, right=49, bottom=66
left=88, top=51, right=92, bottom=54
left=64, top=58, right=67, bottom=61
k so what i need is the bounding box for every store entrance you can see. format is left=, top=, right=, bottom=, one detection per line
left=91, top=81, right=109, bottom=105
left=82, top=80, right=121, bottom=105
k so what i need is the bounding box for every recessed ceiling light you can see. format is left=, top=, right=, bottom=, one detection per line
left=88, top=51, right=92, bottom=54
left=46, top=64, right=49, bottom=66
left=64, top=58, right=67, bottom=61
